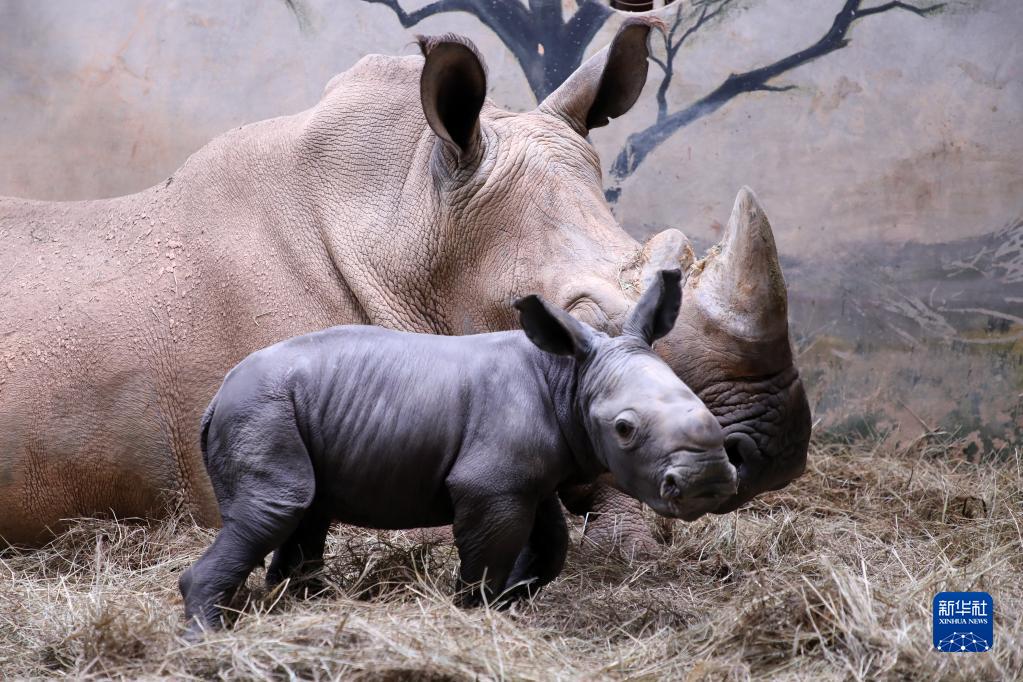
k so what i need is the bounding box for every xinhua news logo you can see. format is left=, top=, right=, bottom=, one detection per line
left=932, top=592, right=993, bottom=653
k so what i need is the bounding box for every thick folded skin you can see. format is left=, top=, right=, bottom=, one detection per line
left=0, top=23, right=807, bottom=554
left=568, top=188, right=812, bottom=553
left=0, top=24, right=683, bottom=546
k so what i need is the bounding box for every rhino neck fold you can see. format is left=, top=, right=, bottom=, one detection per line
left=295, top=141, right=458, bottom=333
left=532, top=347, right=605, bottom=484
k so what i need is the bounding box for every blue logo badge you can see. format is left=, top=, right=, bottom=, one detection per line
left=933, top=592, right=993, bottom=652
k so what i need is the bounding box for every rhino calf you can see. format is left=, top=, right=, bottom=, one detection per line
left=179, top=270, right=735, bottom=634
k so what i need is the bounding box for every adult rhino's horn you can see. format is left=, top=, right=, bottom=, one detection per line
left=687, top=187, right=789, bottom=342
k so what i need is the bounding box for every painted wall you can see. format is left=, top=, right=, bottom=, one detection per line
left=2, top=0, right=1020, bottom=450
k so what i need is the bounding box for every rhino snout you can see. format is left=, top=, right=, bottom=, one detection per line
left=659, top=450, right=738, bottom=505
left=726, top=430, right=805, bottom=490
left=711, top=430, right=808, bottom=513
left=724, top=432, right=764, bottom=487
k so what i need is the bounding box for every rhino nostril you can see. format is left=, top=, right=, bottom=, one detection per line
left=724, top=432, right=759, bottom=480
left=726, top=441, right=743, bottom=469
left=660, top=471, right=683, bottom=500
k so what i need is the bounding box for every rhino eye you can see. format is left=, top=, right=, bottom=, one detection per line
left=614, top=418, right=636, bottom=440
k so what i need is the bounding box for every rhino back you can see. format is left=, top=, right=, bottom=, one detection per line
left=0, top=52, right=439, bottom=541
left=208, top=326, right=564, bottom=529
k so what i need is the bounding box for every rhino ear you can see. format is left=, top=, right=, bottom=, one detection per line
left=538, top=17, right=659, bottom=135
left=514, top=295, right=595, bottom=358
left=624, top=269, right=683, bottom=346
left=418, top=34, right=487, bottom=156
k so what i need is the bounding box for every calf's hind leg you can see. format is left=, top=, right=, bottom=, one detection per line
left=179, top=418, right=315, bottom=638
left=266, top=508, right=333, bottom=595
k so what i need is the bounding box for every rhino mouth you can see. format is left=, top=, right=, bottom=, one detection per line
left=659, top=492, right=733, bottom=521
left=710, top=431, right=809, bottom=514
left=712, top=495, right=749, bottom=515
left=654, top=452, right=738, bottom=520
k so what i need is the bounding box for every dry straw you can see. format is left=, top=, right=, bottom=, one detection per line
left=1, top=434, right=1020, bottom=680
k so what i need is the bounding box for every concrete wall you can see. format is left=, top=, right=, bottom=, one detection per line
left=2, top=0, right=1020, bottom=450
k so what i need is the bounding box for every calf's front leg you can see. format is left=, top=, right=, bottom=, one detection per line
left=502, top=493, right=568, bottom=601
left=450, top=492, right=534, bottom=607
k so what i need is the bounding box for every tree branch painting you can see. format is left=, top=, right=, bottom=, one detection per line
left=362, top=0, right=612, bottom=100
left=605, top=0, right=943, bottom=200
left=287, top=1, right=942, bottom=203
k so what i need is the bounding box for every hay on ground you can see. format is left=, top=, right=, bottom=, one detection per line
left=0, top=435, right=1019, bottom=680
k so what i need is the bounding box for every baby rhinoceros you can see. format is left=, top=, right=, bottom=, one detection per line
left=179, top=269, right=736, bottom=635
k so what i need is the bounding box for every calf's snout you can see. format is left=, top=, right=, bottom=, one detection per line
left=659, top=449, right=738, bottom=505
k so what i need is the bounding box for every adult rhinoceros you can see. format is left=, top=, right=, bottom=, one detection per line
left=0, top=18, right=809, bottom=548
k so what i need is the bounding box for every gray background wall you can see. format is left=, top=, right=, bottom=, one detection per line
left=2, top=0, right=1020, bottom=451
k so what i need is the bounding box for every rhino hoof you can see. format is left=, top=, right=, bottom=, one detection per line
left=181, top=620, right=208, bottom=644
left=582, top=514, right=662, bottom=560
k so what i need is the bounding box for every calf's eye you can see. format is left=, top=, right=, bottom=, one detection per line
left=614, top=419, right=635, bottom=439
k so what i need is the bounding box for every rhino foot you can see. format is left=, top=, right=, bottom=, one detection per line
left=181, top=619, right=208, bottom=644
left=581, top=509, right=660, bottom=560
left=406, top=525, right=455, bottom=545
left=560, top=483, right=664, bottom=559
left=271, top=573, right=331, bottom=600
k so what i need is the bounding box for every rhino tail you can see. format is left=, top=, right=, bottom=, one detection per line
left=199, top=395, right=217, bottom=469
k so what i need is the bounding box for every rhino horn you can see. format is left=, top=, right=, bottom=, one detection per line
left=688, top=187, right=789, bottom=343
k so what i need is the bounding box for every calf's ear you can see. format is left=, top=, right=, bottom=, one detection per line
left=538, top=17, right=659, bottom=135
left=418, top=34, right=487, bottom=157
left=624, top=269, right=683, bottom=346
left=514, top=295, right=595, bottom=358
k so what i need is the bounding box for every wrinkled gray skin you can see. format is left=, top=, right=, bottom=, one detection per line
left=562, top=189, right=812, bottom=548
left=180, top=270, right=735, bottom=635
left=0, top=17, right=809, bottom=551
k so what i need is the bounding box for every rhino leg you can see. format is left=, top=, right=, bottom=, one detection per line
left=180, top=505, right=310, bottom=639
left=180, top=406, right=315, bottom=638
left=265, top=508, right=333, bottom=596
left=559, top=483, right=660, bottom=558
left=502, top=494, right=568, bottom=601
left=450, top=493, right=533, bottom=608
left=406, top=525, right=455, bottom=544
left=180, top=525, right=278, bottom=638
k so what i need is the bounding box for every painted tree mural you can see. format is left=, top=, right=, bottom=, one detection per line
left=294, top=0, right=942, bottom=202
left=358, top=0, right=615, bottom=100
left=606, top=0, right=942, bottom=199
